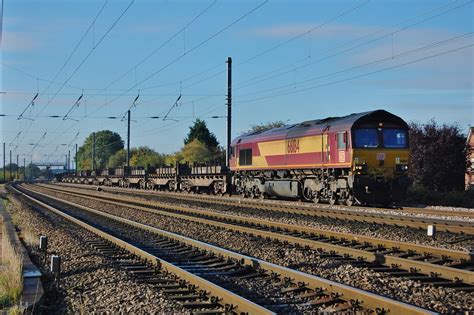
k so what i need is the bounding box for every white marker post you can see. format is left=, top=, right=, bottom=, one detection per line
left=50, top=255, right=61, bottom=286
left=427, top=225, right=436, bottom=239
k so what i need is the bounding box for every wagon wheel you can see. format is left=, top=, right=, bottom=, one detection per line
left=214, top=185, right=224, bottom=196
left=147, top=180, right=155, bottom=190
left=329, top=192, right=337, bottom=206
left=312, top=191, right=320, bottom=204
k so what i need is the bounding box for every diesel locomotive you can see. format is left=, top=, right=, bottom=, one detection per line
left=61, top=109, right=410, bottom=206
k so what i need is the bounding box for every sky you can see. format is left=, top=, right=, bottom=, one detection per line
left=1, top=0, right=473, bottom=166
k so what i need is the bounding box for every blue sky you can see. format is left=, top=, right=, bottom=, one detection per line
left=1, top=0, right=473, bottom=165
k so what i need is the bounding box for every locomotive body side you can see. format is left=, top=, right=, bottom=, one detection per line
left=230, top=110, right=410, bottom=205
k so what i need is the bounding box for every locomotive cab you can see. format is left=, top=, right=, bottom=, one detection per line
left=350, top=111, right=410, bottom=205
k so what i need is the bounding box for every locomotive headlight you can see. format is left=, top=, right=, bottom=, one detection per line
left=355, top=164, right=368, bottom=172
left=395, top=164, right=408, bottom=172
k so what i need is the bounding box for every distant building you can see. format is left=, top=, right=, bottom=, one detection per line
left=466, top=127, right=474, bottom=190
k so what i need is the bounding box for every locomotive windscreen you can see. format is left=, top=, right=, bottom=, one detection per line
left=353, top=128, right=408, bottom=148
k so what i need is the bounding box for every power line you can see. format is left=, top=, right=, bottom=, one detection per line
left=237, top=32, right=474, bottom=99
left=45, top=0, right=134, bottom=108
left=18, top=0, right=135, bottom=152
left=41, top=0, right=109, bottom=96
left=233, top=0, right=474, bottom=91
left=176, top=0, right=472, bottom=109
left=236, top=43, right=474, bottom=104
left=47, top=0, right=267, bottom=156
left=102, top=0, right=217, bottom=92
left=98, top=0, right=268, bottom=114
left=38, top=0, right=222, bottom=149
left=2, top=63, right=83, bottom=90
left=170, top=0, right=371, bottom=96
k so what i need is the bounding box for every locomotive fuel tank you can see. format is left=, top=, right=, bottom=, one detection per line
left=263, top=180, right=299, bottom=198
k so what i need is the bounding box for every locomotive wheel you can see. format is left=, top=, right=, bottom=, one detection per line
left=345, top=194, right=354, bottom=207
left=329, top=193, right=337, bottom=206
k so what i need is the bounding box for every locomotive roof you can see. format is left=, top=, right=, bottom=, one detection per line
left=233, top=109, right=407, bottom=144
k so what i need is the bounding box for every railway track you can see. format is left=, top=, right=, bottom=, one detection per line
left=11, top=183, right=433, bottom=314
left=53, top=182, right=474, bottom=234
left=32, top=183, right=474, bottom=289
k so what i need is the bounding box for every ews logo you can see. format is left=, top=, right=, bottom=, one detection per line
left=287, top=138, right=300, bottom=154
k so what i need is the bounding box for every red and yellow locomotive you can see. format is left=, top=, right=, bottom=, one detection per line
left=230, top=110, right=410, bottom=205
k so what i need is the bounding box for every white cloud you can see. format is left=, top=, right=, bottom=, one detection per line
left=2, top=31, right=40, bottom=52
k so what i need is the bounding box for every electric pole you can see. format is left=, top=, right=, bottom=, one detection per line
left=68, top=150, right=70, bottom=173
left=226, top=57, right=232, bottom=167
left=9, top=150, right=12, bottom=181
left=75, top=144, right=78, bottom=173
left=127, top=110, right=130, bottom=168
left=23, top=158, right=26, bottom=181
left=16, top=154, right=18, bottom=180
left=3, top=143, right=5, bottom=181
left=92, top=132, right=96, bottom=170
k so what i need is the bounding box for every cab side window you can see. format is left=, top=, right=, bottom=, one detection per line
left=337, top=132, right=346, bottom=150
left=239, top=149, right=252, bottom=166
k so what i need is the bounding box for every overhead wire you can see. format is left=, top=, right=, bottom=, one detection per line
left=176, top=0, right=472, bottom=113
left=233, top=0, right=474, bottom=91
left=235, top=43, right=474, bottom=104
left=94, top=0, right=268, bottom=114
left=236, top=32, right=474, bottom=99
left=21, top=0, right=135, bottom=154
left=40, top=0, right=225, bottom=151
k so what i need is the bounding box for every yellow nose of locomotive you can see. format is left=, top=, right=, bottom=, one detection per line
left=353, top=149, right=409, bottom=180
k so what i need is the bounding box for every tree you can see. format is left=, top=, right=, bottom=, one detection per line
left=164, top=152, right=183, bottom=166
left=77, top=130, right=124, bottom=170
left=184, top=119, right=219, bottom=151
left=108, top=147, right=166, bottom=168
left=409, top=120, right=466, bottom=191
left=130, top=146, right=165, bottom=167
left=108, top=149, right=127, bottom=168
left=4, top=163, right=19, bottom=172
left=246, top=121, right=286, bottom=134
left=181, top=139, right=212, bottom=164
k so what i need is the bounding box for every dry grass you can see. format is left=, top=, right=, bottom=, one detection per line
left=0, top=206, right=23, bottom=309
left=0, top=227, right=23, bottom=306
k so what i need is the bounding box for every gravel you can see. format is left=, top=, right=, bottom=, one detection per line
left=28, top=184, right=474, bottom=314
left=45, top=184, right=474, bottom=252
left=7, top=194, right=188, bottom=314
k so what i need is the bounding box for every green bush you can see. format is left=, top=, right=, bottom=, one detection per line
left=406, top=186, right=474, bottom=208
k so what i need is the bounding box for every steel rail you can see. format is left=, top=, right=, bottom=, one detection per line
left=16, top=184, right=434, bottom=314
left=33, top=184, right=474, bottom=286
left=55, top=182, right=474, bottom=218
left=11, top=185, right=274, bottom=315
left=54, top=182, right=474, bottom=234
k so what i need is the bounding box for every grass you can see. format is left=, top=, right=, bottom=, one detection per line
left=0, top=223, right=23, bottom=308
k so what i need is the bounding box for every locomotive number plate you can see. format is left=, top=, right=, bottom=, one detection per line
left=338, top=151, right=345, bottom=162
left=287, top=138, right=300, bottom=154
left=376, top=152, right=386, bottom=161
